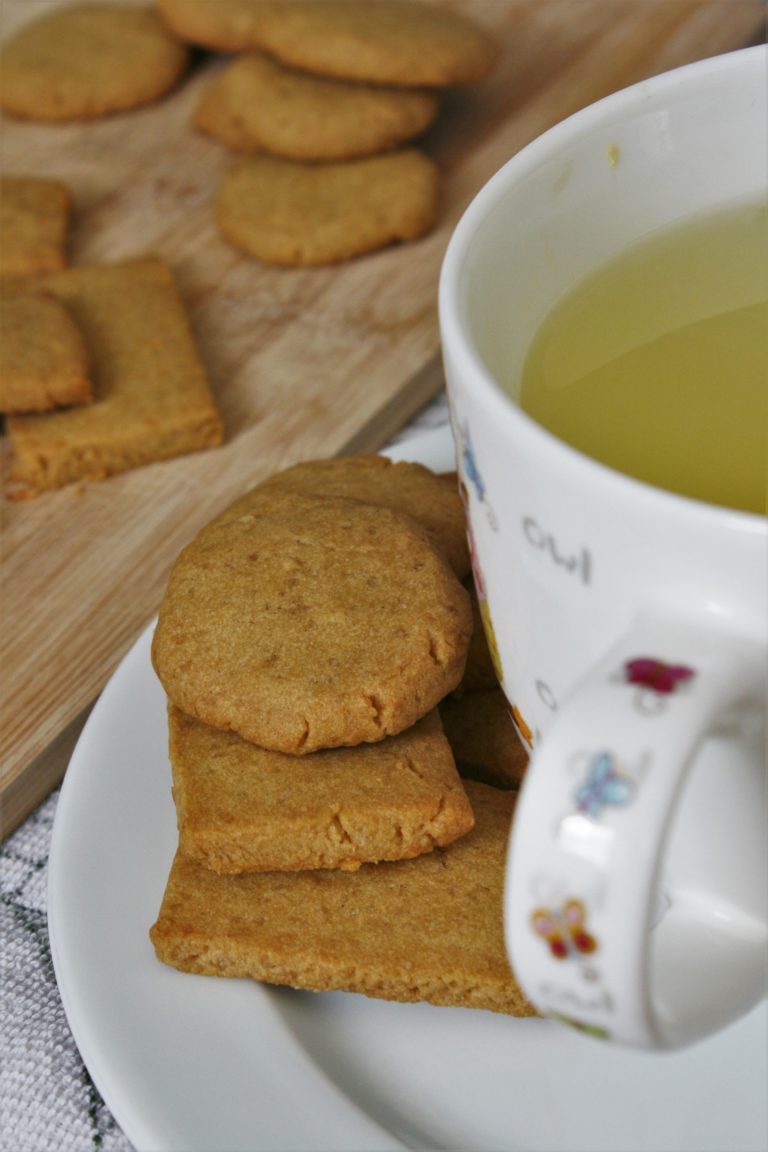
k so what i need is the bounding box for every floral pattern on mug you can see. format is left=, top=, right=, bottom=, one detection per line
left=531, top=898, right=598, bottom=960
left=574, top=751, right=635, bottom=819
left=624, top=657, right=695, bottom=694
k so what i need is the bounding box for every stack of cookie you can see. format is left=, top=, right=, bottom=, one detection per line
left=156, top=0, right=498, bottom=265
left=149, top=454, right=535, bottom=1017
left=0, top=165, right=223, bottom=500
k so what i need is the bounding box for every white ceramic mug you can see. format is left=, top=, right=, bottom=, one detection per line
left=439, top=46, right=767, bottom=1050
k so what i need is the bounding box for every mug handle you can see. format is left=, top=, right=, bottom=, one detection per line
left=504, top=617, right=767, bottom=1049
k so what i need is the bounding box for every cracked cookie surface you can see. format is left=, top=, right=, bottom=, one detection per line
left=168, top=705, right=473, bottom=873
left=152, top=488, right=472, bottom=753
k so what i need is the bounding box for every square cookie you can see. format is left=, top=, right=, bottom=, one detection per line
left=5, top=258, right=223, bottom=496
left=0, top=176, right=71, bottom=279
left=0, top=291, right=92, bottom=413
left=150, top=779, right=536, bottom=1017
left=168, top=704, right=475, bottom=873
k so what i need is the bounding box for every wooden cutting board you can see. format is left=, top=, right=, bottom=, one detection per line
left=1, top=0, right=763, bottom=837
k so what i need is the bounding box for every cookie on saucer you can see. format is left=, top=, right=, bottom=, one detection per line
left=441, top=687, right=529, bottom=791
left=151, top=487, right=472, bottom=753
left=150, top=779, right=536, bottom=1016
left=235, top=454, right=470, bottom=579
left=168, top=704, right=474, bottom=873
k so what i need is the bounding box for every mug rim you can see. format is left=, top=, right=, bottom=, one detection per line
left=439, top=44, right=767, bottom=530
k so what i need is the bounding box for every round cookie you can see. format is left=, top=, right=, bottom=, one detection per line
left=0, top=5, right=189, bottom=121
left=232, top=455, right=471, bottom=579
left=157, top=0, right=272, bottom=52
left=158, top=0, right=496, bottom=87
left=151, top=489, right=472, bottom=754
left=194, top=63, right=263, bottom=153
left=216, top=150, right=439, bottom=266
left=248, top=0, right=497, bottom=87
left=194, top=52, right=439, bottom=161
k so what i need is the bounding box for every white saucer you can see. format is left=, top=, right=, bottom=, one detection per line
left=49, top=426, right=768, bottom=1152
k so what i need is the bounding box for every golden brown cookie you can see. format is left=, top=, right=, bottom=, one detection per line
left=216, top=149, right=439, bottom=266
left=194, top=51, right=439, bottom=160
left=151, top=779, right=536, bottom=1016
left=158, top=0, right=497, bottom=87
left=0, top=177, right=71, bottom=280
left=156, top=0, right=271, bottom=52
left=0, top=292, right=92, bottom=414
left=0, top=4, right=189, bottom=121
left=5, top=259, right=223, bottom=497
left=151, top=488, right=472, bottom=753
left=229, top=455, right=470, bottom=579
left=440, top=688, right=529, bottom=791
left=253, top=0, right=497, bottom=86
left=169, top=704, right=474, bottom=873
left=194, top=63, right=260, bottom=153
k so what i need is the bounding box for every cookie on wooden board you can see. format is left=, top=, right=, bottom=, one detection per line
left=5, top=259, right=223, bottom=497
left=0, top=292, right=92, bottom=414
left=0, top=4, right=189, bottom=121
left=151, top=488, right=472, bottom=753
left=150, top=779, right=536, bottom=1017
left=157, top=0, right=497, bottom=87
left=168, top=704, right=474, bottom=874
left=0, top=177, right=71, bottom=280
left=216, top=150, right=439, bottom=266
left=194, top=51, right=439, bottom=160
left=231, top=454, right=470, bottom=579
left=440, top=687, right=529, bottom=790
left=156, top=0, right=271, bottom=53
left=193, top=62, right=262, bottom=153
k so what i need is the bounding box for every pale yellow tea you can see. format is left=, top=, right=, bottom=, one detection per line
left=518, top=201, right=767, bottom=514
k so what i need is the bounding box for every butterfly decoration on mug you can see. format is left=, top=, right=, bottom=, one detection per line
left=621, top=656, right=696, bottom=715
left=530, top=898, right=598, bottom=960
left=574, top=751, right=636, bottom=820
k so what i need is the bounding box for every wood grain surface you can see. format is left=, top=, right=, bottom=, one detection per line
left=1, top=0, right=763, bottom=837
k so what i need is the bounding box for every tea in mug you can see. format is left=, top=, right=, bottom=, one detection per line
left=518, top=200, right=767, bottom=514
